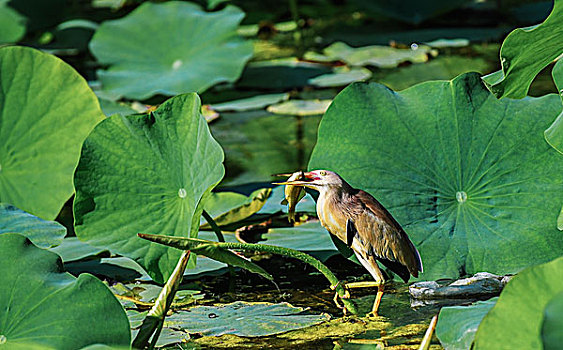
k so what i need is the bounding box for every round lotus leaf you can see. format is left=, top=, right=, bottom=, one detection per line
left=309, top=72, right=563, bottom=280
left=541, top=291, right=563, bottom=350
left=74, top=93, right=225, bottom=284
left=0, top=46, right=104, bottom=220
left=0, top=0, right=26, bottom=44
left=435, top=298, right=497, bottom=350
left=0, top=203, right=66, bottom=248
left=90, top=1, right=253, bottom=100
left=482, top=0, right=563, bottom=99
left=474, top=257, right=563, bottom=349
left=0, top=233, right=130, bottom=349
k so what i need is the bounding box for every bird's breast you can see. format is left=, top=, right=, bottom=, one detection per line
left=317, top=194, right=347, bottom=242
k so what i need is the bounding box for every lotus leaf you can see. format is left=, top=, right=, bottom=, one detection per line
left=305, top=42, right=431, bottom=68
left=0, top=0, right=25, bottom=44
left=0, top=203, right=65, bottom=248
left=90, top=1, right=253, bottom=100
left=309, top=72, right=563, bottom=280
left=0, top=46, right=104, bottom=220
left=435, top=298, right=497, bottom=350
left=267, top=100, right=332, bottom=116
left=74, top=93, right=225, bottom=283
left=0, top=233, right=130, bottom=349
left=211, top=93, right=290, bottom=112
left=541, top=291, right=563, bottom=350
left=482, top=0, right=563, bottom=98
left=308, top=67, right=372, bottom=88
left=474, top=257, right=563, bottom=349
left=545, top=59, right=563, bottom=154
left=164, top=301, right=330, bottom=337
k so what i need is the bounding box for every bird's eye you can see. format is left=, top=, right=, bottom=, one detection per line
left=319, top=171, right=327, bottom=176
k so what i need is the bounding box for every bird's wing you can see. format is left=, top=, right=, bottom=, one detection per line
left=352, top=190, right=423, bottom=279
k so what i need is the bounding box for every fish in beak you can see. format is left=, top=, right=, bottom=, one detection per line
left=273, top=171, right=307, bottom=223
left=273, top=171, right=321, bottom=188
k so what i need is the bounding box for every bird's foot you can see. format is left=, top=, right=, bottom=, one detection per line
left=330, top=281, right=351, bottom=312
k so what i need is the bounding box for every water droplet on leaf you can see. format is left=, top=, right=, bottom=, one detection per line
left=178, top=188, right=187, bottom=198
left=456, top=191, right=468, bottom=203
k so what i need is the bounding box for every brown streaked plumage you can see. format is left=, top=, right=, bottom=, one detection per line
left=275, top=170, right=423, bottom=316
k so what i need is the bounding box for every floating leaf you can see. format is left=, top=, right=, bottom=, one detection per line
left=201, top=188, right=271, bottom=228
left=267, top=100, right=332, bottom=116
left=90, top=1, right=252, bottom=100
left=541, top=291, right=563, bottom=350
left=0, top=0, right=26, bottom=44
left=544, top=59, right=563, bottom=154
left=138, top=234, right=272, bottom=281
left=482, top=0, right=563, bottom=98
left=0, top=233, right=130, bottom=349
left=0, top=46, right=104, bottom=220
left=424, top=38, right=470, bottom=48
left=304, top=42, right=431, bottom=68
left=211, top=93, right=290, bottom=112
left=74, top=93, right=225, bottom=283
left=436, top=298, right=497, bottom=350
left=309, top=73, right=563, bottom=280
left=308, top=67, right=372, bottom=88
left=165, top=301, right=330, bottom=337
left=474, top=257, right=563, bottom=349
left=0, top=203, right=66, bottom=248
left=49, top=237, right=107, bottom=262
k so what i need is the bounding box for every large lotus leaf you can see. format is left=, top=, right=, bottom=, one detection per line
left=545, top=59, right=563, bottom=154
left=164, top=301, right=330, bottom=337
left=74, top=93, right=225, bottom=284
left=541, top=291, right=563, bottom=350
left=474, top=257, right=563, bottom=349
left=0, top=0, right=25, bottom=44
left=349, top=0, right=471, bottom=25
left=0, top=233, right=130, bottom=349
left=435, top=298, right=497, bottom=350
left=0, top=203, right=65, bottom=248
left=309, top=72, right=563, bottom=280
left=90, top=1, right=252, bottom=100
left=0, top=46, right=104, bottom=220
left=482, top=0, right=563, bottom=99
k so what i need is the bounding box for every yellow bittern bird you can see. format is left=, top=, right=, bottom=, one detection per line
left=276, top=170, right=423, bottom=316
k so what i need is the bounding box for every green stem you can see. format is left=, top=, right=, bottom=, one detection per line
left=209, top=241, right=357, bottom=314
left=201, top=209, right=236, bottom=292
left=202, top=210, right=225, bottom=242
left=132, top=250, right=191, bottom=349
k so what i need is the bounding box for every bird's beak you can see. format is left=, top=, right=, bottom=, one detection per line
left=273, top=171, right=320, bottom=187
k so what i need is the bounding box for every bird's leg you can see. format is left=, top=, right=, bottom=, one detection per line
left=367, top=283, right=385, bottom=317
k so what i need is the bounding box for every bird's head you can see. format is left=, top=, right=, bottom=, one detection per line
left=274, top=170, right=344, bottom=193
